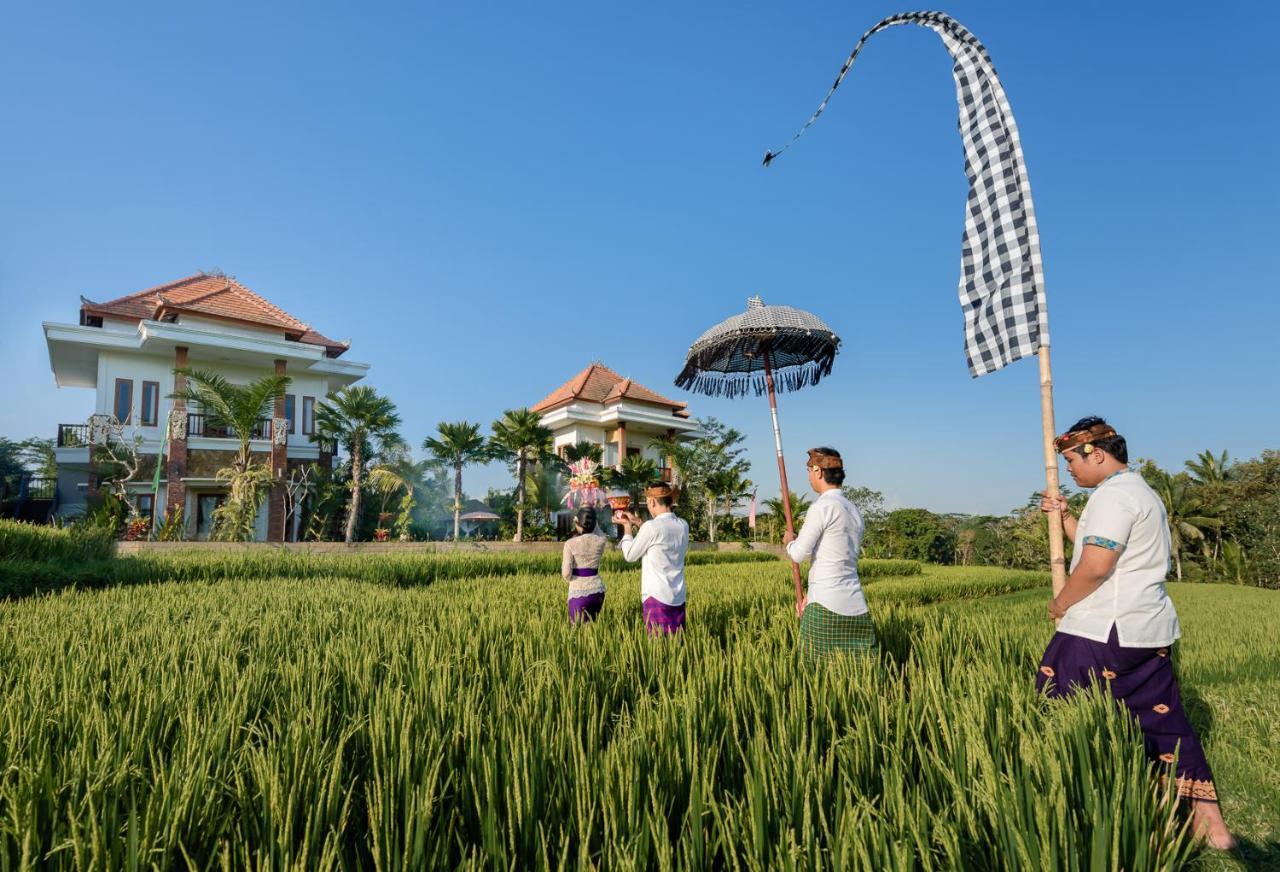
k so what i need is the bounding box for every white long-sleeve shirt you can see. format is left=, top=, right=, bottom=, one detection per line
left=619, top=511, right=689, bottom=606
left=785, top=489, right=868, bottom=616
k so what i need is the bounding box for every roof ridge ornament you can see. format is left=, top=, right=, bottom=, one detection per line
left=747, top=295, right=765, bottom=309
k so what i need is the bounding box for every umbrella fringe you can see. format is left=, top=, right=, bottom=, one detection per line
left=675, top=358, right=833, bottom=398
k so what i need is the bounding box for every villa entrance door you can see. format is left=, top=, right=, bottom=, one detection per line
left=195, top=492, right=226, bottom=540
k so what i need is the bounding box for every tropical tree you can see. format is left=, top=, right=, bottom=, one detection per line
left=764, top=492, right=810, bottom=543
left=171, top=368, right=290, bottom=540
left=563, top=441, right=603, bottom=464
left=607, top=455, right=659, bottom=513
left=314, top=386, right=403, bottom=544
left=368, top=449, right=434, bottom=541
left=656, top=418, right=749, bottom=539
left=1141, top=463, right=1223, bottom=581
left=489, top=408, right=554, bottom=541
left=1186, top=449, right=1234, bottom=485
left=423, top=421, right=490, bottom=540
left=706, top=468, right=753, bottom=543
left=527, top=461, right=567, bottom=528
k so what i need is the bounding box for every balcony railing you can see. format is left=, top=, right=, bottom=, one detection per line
left=57, top=423, right=90, bottom=448
left=187, top=414, right=272, bottom=440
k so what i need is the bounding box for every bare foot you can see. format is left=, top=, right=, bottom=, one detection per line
left=1192, top=799, right=1236, bottom=851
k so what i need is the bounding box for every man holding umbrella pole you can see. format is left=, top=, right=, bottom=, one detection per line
left=782, top=447, right=878, bottom=662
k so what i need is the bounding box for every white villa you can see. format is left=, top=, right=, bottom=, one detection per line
left=531, top=362, right=700, bottom=478
left=44, top=273, right=369, bottom=539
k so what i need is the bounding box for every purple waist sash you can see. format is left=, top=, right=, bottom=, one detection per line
left=572, top=568, right=600, bottom=578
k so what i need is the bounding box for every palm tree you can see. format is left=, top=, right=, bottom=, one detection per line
left=1186, top=449, right=1233, bottom=485
left=171, top=367, right=291, bottom=540
left=489, top=408, right=554, bottom=541
left=368, top=449, right=434, bottom=541
left=763, top=492, right=810, bottom=544
left=563, top=441, right=603, bottom=464
left=612, top=454, right=659, bottom=510
left=705, top=469, right=753, bottom=543
left=1145, top=467, right=1223, bottom=580
left=527, top=461, right=567, bottom=527
left=314, top=386, right=402, bottom=543
left=423, top=421, right=490, bottom=540
left=172, top=368, right=290, bottom=478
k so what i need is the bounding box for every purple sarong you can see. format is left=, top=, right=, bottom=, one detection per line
left=1037, top=626, right=1217, bottom=801
left=642, top=597, right=685, bottom=635
left=568, top=591, right=605, bottom=623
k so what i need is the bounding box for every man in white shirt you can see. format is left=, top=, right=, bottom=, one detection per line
left=782, top=447, right=877, bottom=661
left=617, top=482, right=690, bottom=635
left=1038, top=416, right=1232, bottom=850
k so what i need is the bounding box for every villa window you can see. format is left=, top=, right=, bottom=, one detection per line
left=141, top=381, right=160, bottom=427
left=137, top=493, right=154, bottom=521
left=114, top=379, right=133, bottom=424
left=284, top=395, right=297, bottom=434
left=302, top=396, right=315, bottom=435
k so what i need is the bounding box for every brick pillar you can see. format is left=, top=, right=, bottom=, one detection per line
left=267, top=358, right=288, bottom=541
left=165, top=346, right=189, bottom=529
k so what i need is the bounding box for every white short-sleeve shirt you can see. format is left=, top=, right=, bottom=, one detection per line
left=1057, top=470, right=1180, bottom=647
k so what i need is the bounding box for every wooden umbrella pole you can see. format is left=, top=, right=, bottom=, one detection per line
left=763, top=352, right=805, bottom=611
left=1038, top=345, right=1068, bottom=597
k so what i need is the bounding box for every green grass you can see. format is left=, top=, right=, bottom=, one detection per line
left=0, top=557, right=1274, bottom=869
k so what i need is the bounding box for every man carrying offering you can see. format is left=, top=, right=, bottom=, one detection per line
left=617, top=482, right=689, bottom=635
left=783, top=447, right=878, bottom=661
left=1038, top=416, right=1233, bottom=850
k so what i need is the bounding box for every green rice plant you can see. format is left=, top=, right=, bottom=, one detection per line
left=2, top=561, right=1263, bottom=870
left=0, top=518, right=114, bottom=563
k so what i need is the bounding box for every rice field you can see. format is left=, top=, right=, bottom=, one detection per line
left=0, top=553, right=1276, bottom=870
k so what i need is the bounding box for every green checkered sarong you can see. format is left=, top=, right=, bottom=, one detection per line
left=798, top=603, right=878, bottom=663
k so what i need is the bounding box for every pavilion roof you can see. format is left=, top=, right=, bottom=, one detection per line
left=531, top=362, right=690, bottom=418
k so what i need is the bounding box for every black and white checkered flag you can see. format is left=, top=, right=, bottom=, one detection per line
left=765, top=11, right=1049, bottom=377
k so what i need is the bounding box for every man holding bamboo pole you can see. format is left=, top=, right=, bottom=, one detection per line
left=1036, top=417, right=1233, bottom=850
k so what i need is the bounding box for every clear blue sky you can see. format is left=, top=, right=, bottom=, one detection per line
left=2, top=1, right=1276, bottom=515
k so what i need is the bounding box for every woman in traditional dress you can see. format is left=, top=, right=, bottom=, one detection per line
left=560, top=507, right=607, bottom=624
left=783, top=447, right=877, bottom=661
left=1038, top=416, right=1233, bottom=850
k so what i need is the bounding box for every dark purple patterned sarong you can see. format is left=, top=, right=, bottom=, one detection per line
left=1037, top=627, right=1217, bottom=801
left=567, top=592, right=605, bottom=624
left=642, top=597, right=685, bottom=635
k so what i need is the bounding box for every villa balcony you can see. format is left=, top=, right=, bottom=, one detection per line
left=186, top=414, right=272, bottom=440
left=57, top=423, right=90, bottom=447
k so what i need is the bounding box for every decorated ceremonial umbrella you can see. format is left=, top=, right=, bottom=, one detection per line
left=675, top=295, right=840, bottom=611
left=761, top=11, right=1070, bottom=596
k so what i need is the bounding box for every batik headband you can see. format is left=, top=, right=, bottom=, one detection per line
left=1054, top=424, right=1117, bottom=455
left=806, top=450, right=843, bottom=470
left=645, top=483, right=674, bottom=500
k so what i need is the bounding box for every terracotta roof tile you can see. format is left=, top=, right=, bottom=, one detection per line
left=532, top=363, right=689, bottom=417
left=81, top=273, right=348, bottom=356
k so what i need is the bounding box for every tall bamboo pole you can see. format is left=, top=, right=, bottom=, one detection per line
left=763, top=352, right=806, bottom=614
left=1038, top=345, right=1068, bottom=596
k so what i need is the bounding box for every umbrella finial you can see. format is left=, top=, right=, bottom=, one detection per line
left=747, top=295, right=765, bottom=310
